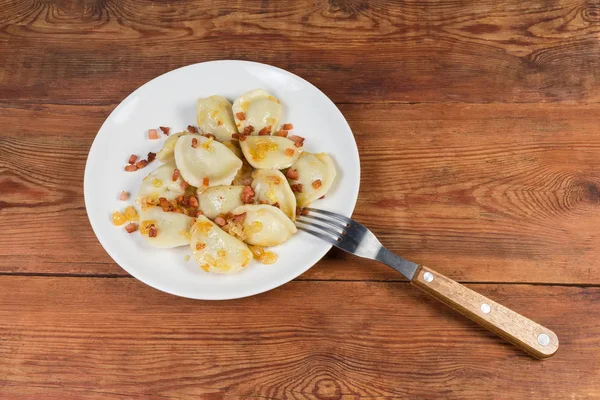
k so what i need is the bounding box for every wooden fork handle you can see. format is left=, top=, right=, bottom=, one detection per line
left=411, top=265, right=559, bottom=359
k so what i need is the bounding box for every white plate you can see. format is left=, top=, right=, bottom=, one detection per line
left=84, top=60, right=360, bottom=300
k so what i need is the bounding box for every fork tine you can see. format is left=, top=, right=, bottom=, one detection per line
left=296, top=225, right=340, bottom=245
left=296, top=217, right=344, bottom=238
left=304, top=207, right=352, bottom=225
left=297, top=213, right=347, bottom=230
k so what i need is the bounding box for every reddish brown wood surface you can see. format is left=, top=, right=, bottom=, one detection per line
left=0, top=277, right=598, bottom=399
left=1, top=103, right=599, bottom=284
left=1, top=0, right=599, bottom=398
left=1, top=0, right=600, bottom=105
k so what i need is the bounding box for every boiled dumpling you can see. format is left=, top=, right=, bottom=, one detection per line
left=198, top=185, right=245, bottom=220
left=174, top=134, right=242, bottom=188
left=136, top=161, right=185, bottom=206
left=287, top=152, right=336, bottom=208
left=240, top=136, right=302, bottom=169
left=218, top=140, right=254, bottom=185
left=222, top=140, right=244, bottom=160
left=196, top=95, right=238, bottom=142
left=190, top=215, right=253, bottom=274
left=232, top=161, right=254, bottom=186
left=230, top=204, right=297, bottom=247
left=139, top=206, right=194, bottom=248
left=157, top=132, right=185, bottom=162
left=232, top=89, right=281, bottom=135
left=251, top=169, right=296, bottom=220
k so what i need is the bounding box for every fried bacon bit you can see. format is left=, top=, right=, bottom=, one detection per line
left=159, top=197, right=171, bottom=211
left=284, top=148, right=295, bottom=157
left=148, top=129, right=159, bottom=140
left=125, top=164, right=138, bottom=172
left=189, top=196, right=199, bottom=208
left=232, top=133, right=240, bottom=141
left=202, top=177, right=210, bottom=187
left=259, top=199, right=268, bottom=204
left=147, top=152, right=156, bottom=163
left=128, top=154, right=138, bottom=164
left=159, top=126, right=170, bottom=135
left=187, top=125, right=198, bottom=133
left=135, top=159, right=148, bottom=169
left=312, top=179, right=322, bottom=189
left=241, top=185, right=255, bottom=204
left=289, top=135, right=305, bottom=148
left=176, top=195, right=184, bottom=203
left=125, top=223, right=138, bottom=233
left=181, top=196, right=190, bottom=206
left=291, top=183, right=303, bottom=193
left=282, top=123, right=293, bottom=130
left=286, top=168, right=299, bottom=180
left=172, top=168, right=181, bottom=181
left=236, top=112, right=246, bottom=121
left=119, top=191, right=129, bottom=201
left=296, top=207, right=309, bottom=216
left=239, top=134, right=247, bottom=142
left=319, top=195, right=325, bottom=199
left=203, top=133, right=216, bottom=139
left=181, top=181, right=189, bottom=190
left=191, top=138, right=198, bottom=148
left=273, top=202, right=280, bottom=208
left=258, top=126, right=272, bottom=135
left=196, top=210, right=203, bottom=217
left=231, top=212, right=246, bottom=224
left=242, top=126, right=255, bottom=136
left=196, top=242, right=206, bottom=251
left=275, top=129, right=288, bottom=138
left=148, top=225, right=158, bottom=237
left=214, top=216, right=227, bottom=227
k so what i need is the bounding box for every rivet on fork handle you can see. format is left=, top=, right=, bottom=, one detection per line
left=412, top=265, right=559, bottom=359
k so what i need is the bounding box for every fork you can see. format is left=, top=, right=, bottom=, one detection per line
left=296, top=207, right=559, bottom=359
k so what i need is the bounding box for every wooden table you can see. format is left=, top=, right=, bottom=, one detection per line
left=1, top=0, right=599, bottom=398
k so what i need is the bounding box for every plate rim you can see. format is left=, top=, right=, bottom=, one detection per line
left=83, top=60, right=360, bottom=300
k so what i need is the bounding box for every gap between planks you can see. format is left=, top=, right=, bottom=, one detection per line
left=0, top=272, right=598, bottom=288
left=3, top=100, right=600, bottom=107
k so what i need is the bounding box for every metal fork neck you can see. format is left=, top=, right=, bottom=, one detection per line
left=375, top=247, right=420, bottom=281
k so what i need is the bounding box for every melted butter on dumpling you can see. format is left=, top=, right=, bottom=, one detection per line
left=190, top=215, right=253, bottom=274
left=196, top=96, right=238, bottom=142
left=139, top=206, right=194, bottom=248
left=251, top=169, right=296, bottom=220
left=240, top=136, right=302, bottom=169
left=174, top=134, right=242, bottom=188
left=157, top=132, right=186, bottom=162
left=287, top=152, right=336, bottom=208
left=136, top=161, right=185, bottom=206
left=198, top=185, right=245, bottom=220
left=231, top=204, right=297, bottom=247
left=232, top=89, right=281, bottom=135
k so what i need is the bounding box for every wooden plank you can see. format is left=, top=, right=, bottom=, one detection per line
left=1, top=0, right=599, bottom=104
left=0, top=277, right=597, bottom=399
left=1, top=103, right=599, bottom=283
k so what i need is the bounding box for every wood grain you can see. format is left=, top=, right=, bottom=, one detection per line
left=1, top=102, right=599, bottom=283
left=2, top=0, right=599, bottom=397
left=0, top=277, right=597, bottom=399
left=1, top=0, right=600, bottom=105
